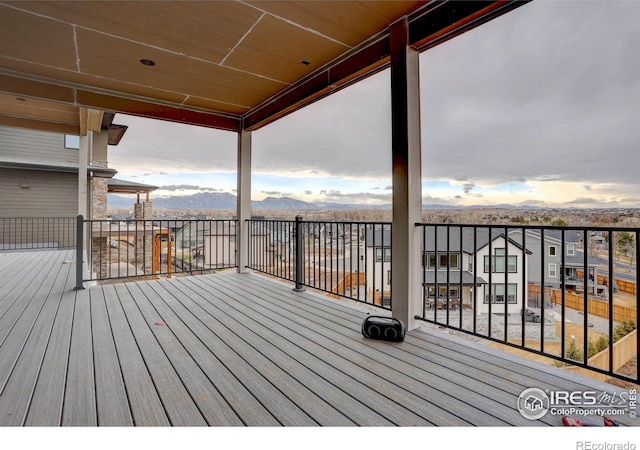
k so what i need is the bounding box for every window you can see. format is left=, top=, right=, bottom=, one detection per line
left=468, top=258, right=474, bottom=272
left=484, top=284, right=517, bottom=304
left=64, top=134, right=80, bottom=149
left=438, top=253, right=459, bottom=270
left=427, top=285, right=459, bottom=299
left=484, top=253, right=517, bottom=273
left=567, top=244, right=576, bottom=256
left=387, top=270, right=391, bottom=285
left=422, top=253, right=437, bottom=269
left=423, top=253, right=459, bottom=270
left=549, top=246, right=556, bottom=257
left=549, top=263, right=557, bottom=278
left=375, top=247, right=391, bottom=262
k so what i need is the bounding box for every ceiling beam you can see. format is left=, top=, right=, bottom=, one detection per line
left=76, top=90, right=241, bottom=132
left=0, top=114, right=79, bottom=135
left=0, top=71, right=241, bottom=132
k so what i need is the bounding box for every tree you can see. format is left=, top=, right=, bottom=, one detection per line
left=615, top=231, right=635, bottom=265
left=550, top=218, right=567, bottom=227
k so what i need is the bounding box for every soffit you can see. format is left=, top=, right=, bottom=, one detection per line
left=0, top=1, right=527, bottom=134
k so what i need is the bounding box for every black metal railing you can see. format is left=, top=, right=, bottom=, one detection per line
left=7, top=214, right=636, bottom=383
left=247, top=218, right=393, bottom=309
left=0, top=217, right=76, bottom=250
left=77, top=217, right=238, bottom=283
left=416, top=223, right=639, bottom=385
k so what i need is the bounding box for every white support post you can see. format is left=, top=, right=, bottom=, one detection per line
left=390, top=18, right=422, bottom=331
left=78, top=131, right=92, bottom=256
left=237, top=129, right=252, bottom=273
left=78, top=131, right=91, bottom=218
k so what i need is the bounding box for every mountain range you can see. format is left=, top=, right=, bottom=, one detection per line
left=107, top=191, right=543, bottom=211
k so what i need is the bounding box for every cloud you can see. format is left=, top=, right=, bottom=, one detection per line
left=462, top=183, right=475, bottom=194
left=160, top=184, right=206, bottom=191
left=564, top=197, right=598, bottom=205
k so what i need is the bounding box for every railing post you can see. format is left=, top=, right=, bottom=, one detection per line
left=75, top=214, right=85, bottom=290
left=293, top=215, right=305, bottom=292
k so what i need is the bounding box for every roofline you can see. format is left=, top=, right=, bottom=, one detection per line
left=0, top=161, right=117, bottom=177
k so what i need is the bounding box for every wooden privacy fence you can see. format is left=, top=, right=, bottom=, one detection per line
left=564, top=330, right=638, bottom=382
left=576, top=269, right=637, bottom=295
left=529, top=283, right=636, bottom=322
left=328, top=272, right=366, bottom=299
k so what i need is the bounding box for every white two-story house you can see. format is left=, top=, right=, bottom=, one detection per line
left=366, top=226, right=531, bottom=315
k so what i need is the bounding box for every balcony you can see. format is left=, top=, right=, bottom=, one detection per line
left=1, top=219, right=639, bottom=427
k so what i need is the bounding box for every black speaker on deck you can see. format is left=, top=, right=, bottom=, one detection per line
left=361, top=315, right=406, bottom=342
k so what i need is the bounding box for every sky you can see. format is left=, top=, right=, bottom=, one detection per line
left=107, top=0, right=640, bottom=209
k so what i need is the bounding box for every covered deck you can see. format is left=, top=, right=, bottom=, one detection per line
left=0, top=249, right=636, bottom=427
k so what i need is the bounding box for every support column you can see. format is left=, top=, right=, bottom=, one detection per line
left=390, top=18, right=422, bottom=331
left=237, top=129, right=252, bottom=273
left=78, top=131, right=92, bottom=272
left=78, top=131, right=91, bottom=218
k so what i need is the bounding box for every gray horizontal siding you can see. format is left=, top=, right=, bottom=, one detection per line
left=0, top=126, right=77, bottom=166
left=0, top=168, right=77, bottom=217
left=0, top=169, right=77, bottom=248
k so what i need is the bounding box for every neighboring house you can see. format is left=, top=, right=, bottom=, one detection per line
left=173, top=220, right=237, bottom=268
left=367, top=227, right=531, bottom=314
left=203, top=222, right=237, bottom=268
left=426, top=227, right=531, bottom=315
left=0, top=120, right=160, bottom=279
left=509, top=229, right=605, bottom=296
left=0, top=122, right=118, bottom=248
left=364, top=226, right=393, bottom=307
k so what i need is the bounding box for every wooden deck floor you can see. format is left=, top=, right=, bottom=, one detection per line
left=0, top=249, right=637, bottom=427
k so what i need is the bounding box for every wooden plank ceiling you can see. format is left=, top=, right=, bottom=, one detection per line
left=0, top=1, right=526, bottom=135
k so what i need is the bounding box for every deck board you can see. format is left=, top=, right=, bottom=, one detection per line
left=112, top=283, right=208, bottom=426
left=63, top=284, right=96, bottom=426
left=24, top=273, right=76, bottom=426
left=149, top=278, right=321, bottom=426
left=193, top=274, right=519, bottom=426
left=139, top=279, right=285, bottom=426
left=207, top=274, right=524, bottom=425
left=0, top=251, right=71, bottom=425
left=0, top=249, right=637, bottom=427
left=0, top=250, right=67, bottom=396
left=89, top=287, right=133, bottom=426
left=101, top=283, right=171, bottom=426
left=184, top=275, right=459, bottom=425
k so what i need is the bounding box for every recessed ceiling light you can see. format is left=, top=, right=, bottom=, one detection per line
left=301, top=60, right=311, bottom=66
left=139, top=59, right=156, bottom=66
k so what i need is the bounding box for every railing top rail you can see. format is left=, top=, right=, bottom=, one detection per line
left=416, top=222, right=640, bottom=233
left=247, top=218, right=393, bottom=226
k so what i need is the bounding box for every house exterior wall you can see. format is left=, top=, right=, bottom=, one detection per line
left=510, top=230, right=579, bottom=289
left=474, top=236, right=527, bottom=315
left=0, top=168, right=78, bottom=217
left=0, top=168, right=78, bottom=248
left=365, top=247, right=391, bottom=306
left=0, top=125, right=77, bottom=166
left=204, top=234, right=237, bottom=268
